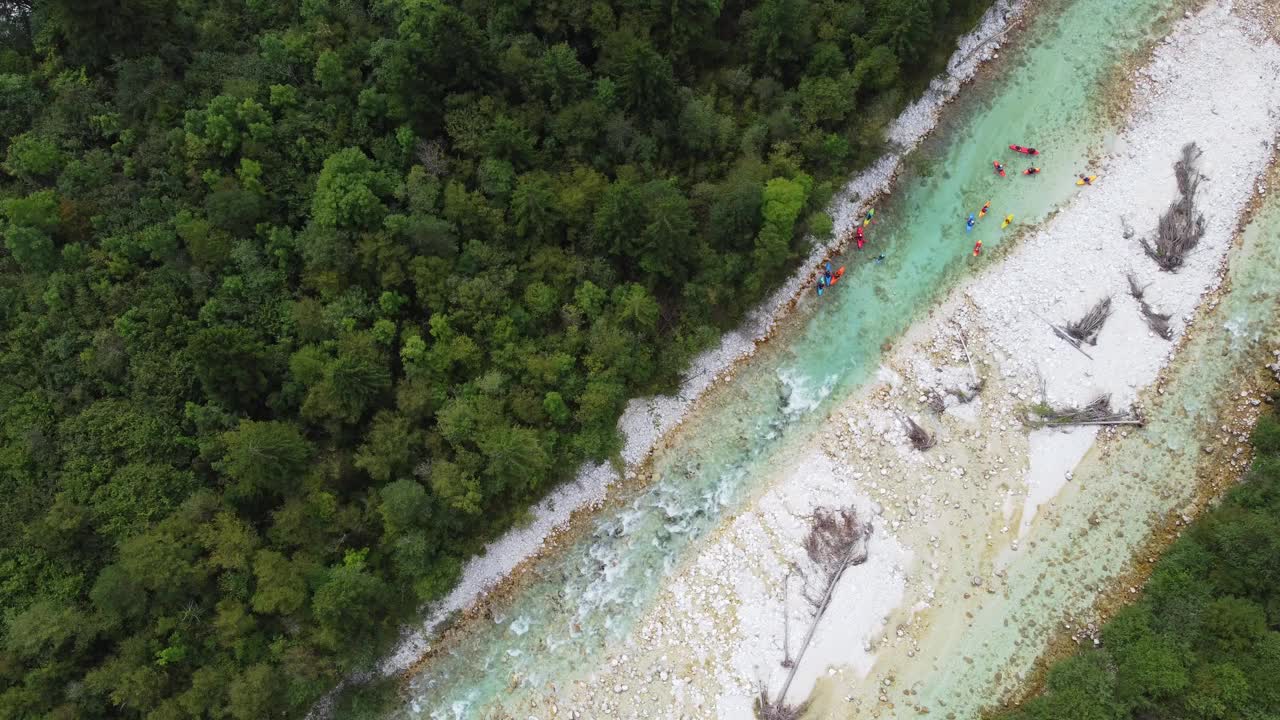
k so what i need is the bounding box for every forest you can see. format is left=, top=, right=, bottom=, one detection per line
left=995, top=396, right=1280, bottom=720
left=0, top=0, right=983, bottom=717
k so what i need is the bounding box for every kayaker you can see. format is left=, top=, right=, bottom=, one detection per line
left=874, top=254, right=886, bottom=264
left=973, top=240, right=982, bottom=256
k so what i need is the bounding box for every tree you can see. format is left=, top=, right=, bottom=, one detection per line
left=251, top=549, right=308, bottom=616
left=4, top=599, right=86, bottom=662
left=609, top=37, right=676, bottom=120
left=198, top=511, right=261, bottom=572
left=478, top=425, right=551, bottom=497
left=512, top=171, right=560, bottom=242
left=228, top=664, right=283, bottom=720
left=310, top=148, right=395, bottom=230
left=752, top=174, right=811, bottom=284
left=1114, top=636, right=1189, bottom=708
left=312, top=550, right=390, bottom=648
left=535, top=43, right=590, bottom=108
left=3, top=223, right=56, bottom=272
left=356, top=411, right=420, bottom=482
left=188, top=327, right=278, bottom=412
left=378, top=478, right=429, bottom=538
left=3, top=132, right=62, bottom=180
left=218, top=420, right=313, bottom=499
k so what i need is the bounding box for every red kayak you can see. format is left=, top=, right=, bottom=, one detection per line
left=829, top=266, right=846, bottom=285
left=1010, top=145, right=1039, bottom=155
left=993, top=161, right=1006, bottom=177
left=1023, top=167, right=1041, bottom=175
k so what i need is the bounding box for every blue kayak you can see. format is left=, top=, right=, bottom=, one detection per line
left=965, top=213, right=976, bottom=233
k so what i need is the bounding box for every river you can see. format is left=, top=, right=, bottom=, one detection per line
left=381, top=0, right=1272, bottom=715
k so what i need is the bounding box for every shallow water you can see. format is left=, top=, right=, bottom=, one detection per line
left=392, top=0, right=1183, bottom=714
left=894, top=182, right=1280, bottom=717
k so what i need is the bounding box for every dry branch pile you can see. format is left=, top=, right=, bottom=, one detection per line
left=1140, top=142, right=1206, bottom=271
left=762, top=507, right=872, bottom=718
left=1126, top=273, right=1173, bottom=339
left=755, top=689, right=806, bottom=720
left=1029, top=395, right=1142, bottom=427
left=1065, top=297, right=1113, bottom=346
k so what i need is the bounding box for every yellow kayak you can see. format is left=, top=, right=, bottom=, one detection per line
left=1001, top=214, right=1014, bottom=229
left=1076, top=175, right=1098, bottom=186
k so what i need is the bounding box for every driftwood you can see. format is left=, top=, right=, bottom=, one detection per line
left=762, top=507, right=872, bottom=718
left=1065, top=297, right=1112, bottom=346
left=1032, top=311, right=1094, bottom=360
left=756, top=688, right=806, bottom=720
left=1140, top=142, right=1206, bottom=272
left=1126, top=273, right=1173, bottom=339
left=919, top=323, right=985, bottom=411
left=953, top=322, right=979, bottom=387
left=899, top=414, right=936, bottom=450
left=1029, top=395, right=1142, bottom=427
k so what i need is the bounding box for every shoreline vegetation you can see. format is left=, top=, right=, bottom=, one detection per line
left=991, top=379, right=1280, bottom=720
left=0, top=0, right=999, bottom=718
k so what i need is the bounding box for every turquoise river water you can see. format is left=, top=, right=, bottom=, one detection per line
left=393, top=0, right=1193, bottom=715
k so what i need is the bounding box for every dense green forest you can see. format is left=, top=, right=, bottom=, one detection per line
left=995, top=396, right=1280, bottom=720
left=0, top=0, right=984, bottom=717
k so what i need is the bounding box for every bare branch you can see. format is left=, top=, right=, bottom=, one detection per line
left=1032, top=311, right=1095, bottom=360
left=1126, top=272, right=1172, bottom=339
left=768, top=507, right=872, bottom=711
left=1065, top=297, right=1112, bottom=346
left=1140, top=142, right=1206, bottom=272
left=1027, top=394, right=1142, bottom=427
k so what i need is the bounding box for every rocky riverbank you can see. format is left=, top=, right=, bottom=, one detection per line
left=524, top=1, right=1280, bottom=716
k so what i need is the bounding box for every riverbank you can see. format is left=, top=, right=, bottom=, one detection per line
left=526, top=1, right=1280, bottom=716
left=371, top=0, right=1036, bottom=686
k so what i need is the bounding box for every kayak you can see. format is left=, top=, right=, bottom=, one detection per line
left=1002, top=214, right=1014, bottom=229
left=817, top=285, right=824, bottom=296
left=1076, top=175, right=1098, bottom=186
left=829, top=266, right=847, bottom=285
left=1023, top=167, right=1040, bottom=175
left=965, top=213, right=976, bottom=233
left=863, top=209, right=875, bottom=227
left=978, top=201, right=991, bottom=219
left=993, top=161, right=1006, bottom=177
left=1009, top=145, right=1039, bottom=155
left=973, top=240, right=983, bottom=256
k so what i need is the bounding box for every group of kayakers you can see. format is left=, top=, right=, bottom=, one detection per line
left=973, top=143, right=1098, bottom=255
left=815, top=142, right=1098, bottom=295
left=816, top=208, right=877, bottom=295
